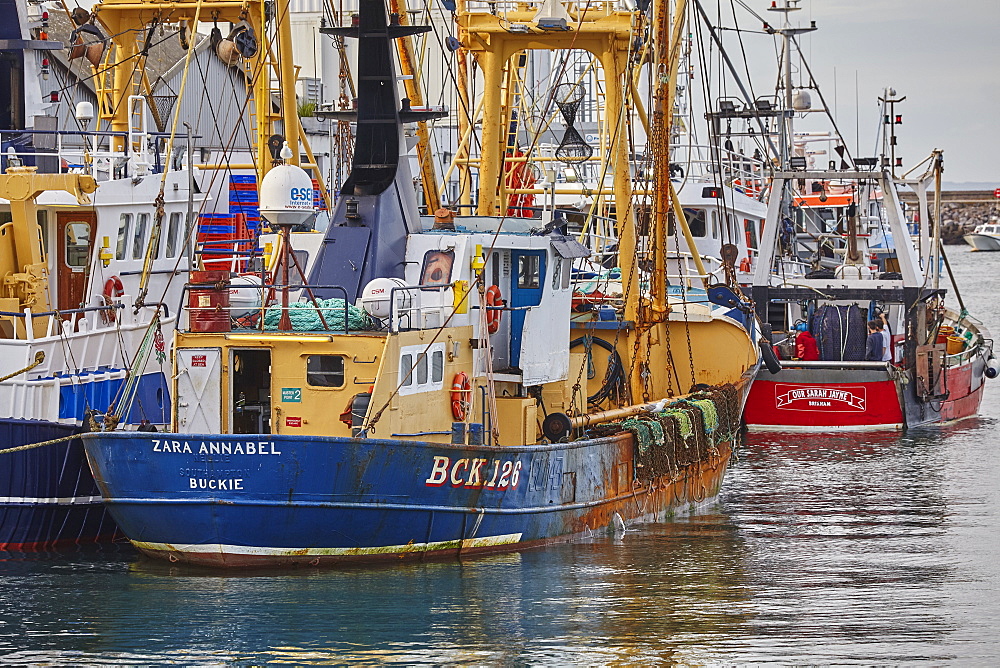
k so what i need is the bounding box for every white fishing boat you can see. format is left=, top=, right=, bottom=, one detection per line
left=963, top=221, right=1000, bottom=251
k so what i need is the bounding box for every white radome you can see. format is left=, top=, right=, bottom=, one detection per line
left=259, top=147, right=315, bottom=227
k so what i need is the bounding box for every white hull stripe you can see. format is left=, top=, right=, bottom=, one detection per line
left=747, top=423, right=903, bottom=433
left=0, top=495, right=104, bottom=506
left=133, top=533, right=525, bottom=557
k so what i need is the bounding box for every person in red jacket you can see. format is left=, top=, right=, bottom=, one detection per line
left=795, top=326, right=820, bottom=361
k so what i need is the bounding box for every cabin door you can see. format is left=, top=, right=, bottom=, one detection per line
left=509, top=250, right=546, bottom=367
left=231, top=348, right=271, bottom=434
left=175, top=348, right=222, bottom=433
left=56, top=211, right=94, bottom=315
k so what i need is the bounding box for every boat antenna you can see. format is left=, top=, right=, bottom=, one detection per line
left=691, top=0, right=780, bottom=160
left=878, top=88, right=906, bottom=177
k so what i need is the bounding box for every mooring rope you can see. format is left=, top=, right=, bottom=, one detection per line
left=0, top=351, right=45, bottom=384
left=0, top=433, right=81, bottom=455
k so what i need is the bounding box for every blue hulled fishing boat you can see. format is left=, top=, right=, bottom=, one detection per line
left=82, top=0, right=760, bottom=566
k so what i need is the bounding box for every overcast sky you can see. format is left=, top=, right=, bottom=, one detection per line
left=732, top=0, right=1000, bottom=185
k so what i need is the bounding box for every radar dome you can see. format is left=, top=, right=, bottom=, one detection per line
left=792, top=89, right=812, bottom=111
left=259, top=154, right=315, bottom=227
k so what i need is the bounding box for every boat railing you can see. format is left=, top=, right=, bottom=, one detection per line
left=669, top=143, right=768, bottom=194
left=183, top=282, right=359, bottom=333
left=0, top=297, right=168, bottom=343
left=461, top=0, right=622, bottom=18
left=778, top=360, right=894, bottom=370
left=0, top=128, right=200, bottom=182
left=388, top=283, right=456, bottom=333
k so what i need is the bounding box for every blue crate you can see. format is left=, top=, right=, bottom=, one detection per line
left=229, top=191, right=259, bottom=203
left=229, top=204, right=259, bottom=214
left=199, top=225, right=235, bottom=235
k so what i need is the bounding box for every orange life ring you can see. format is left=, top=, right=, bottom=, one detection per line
left=739, top=257, right=752, bottom=273
left=101, top=276, right=124, bottom=324
left=485, top=285, right=502, bottom=334
left=451, top=372, right=472, bottom=421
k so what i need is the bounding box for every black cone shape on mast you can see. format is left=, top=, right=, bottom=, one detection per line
left=340, top=0, right=400, bottom=196
left=309, top=0, right=440, bottom=302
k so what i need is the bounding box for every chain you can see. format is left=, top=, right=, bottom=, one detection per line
left=642, top=328, right=652, bottom=402
left=570, top=335, right=591, bottom=415
left=682, top=297, right=696, bottom=391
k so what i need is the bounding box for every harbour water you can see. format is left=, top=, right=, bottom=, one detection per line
left=1, top=249, right=998, bottom=664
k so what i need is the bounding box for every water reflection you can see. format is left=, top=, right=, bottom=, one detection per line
left=1, top=251, right=999, bottom=664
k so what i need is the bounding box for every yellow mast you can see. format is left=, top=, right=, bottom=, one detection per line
left=91, top=0, right=315, bottom=174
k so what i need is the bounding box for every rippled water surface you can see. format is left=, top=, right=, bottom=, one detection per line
left=2, top=249, right=999, bottom=664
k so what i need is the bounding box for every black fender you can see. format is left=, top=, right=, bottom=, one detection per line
left=759, top=340, right=782, bottom=374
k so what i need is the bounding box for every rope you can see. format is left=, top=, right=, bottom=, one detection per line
left=262, top=299, right=372, bottom=331
left=0, top=351, right=45, bottom=384
left=136, top=0, right=205, bottom=306
left=0, top=433, right=80, bottom=456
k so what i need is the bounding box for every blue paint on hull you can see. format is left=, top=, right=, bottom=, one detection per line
left=56, top=371, right=170, bottom=424
left=0, top=419, right=119, bottom=549
left=82, top=431, right=732, bottom=566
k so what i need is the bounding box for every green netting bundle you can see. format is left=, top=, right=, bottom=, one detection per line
left=621, top=418, right=654, bottom=453
left=684, top=399, right=718, bottom=434
left=263, top=298, right=373, bottom=331
left=660, top=408, right=694, bottom=439
left=598, top=382, right=743, bottom=481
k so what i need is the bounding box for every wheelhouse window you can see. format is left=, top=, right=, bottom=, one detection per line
left=431, top=350, right=443, bottom=383
left=166, top=212, right=182, bottom=258
left=400, top=354, right=413, bottom=386
left=398, top=342, right=447, bottom=395
left=131, top=213, right=149, bottom=260
left=419, top=249, right=455, bottom=289
left=306, top=355, right=345, bottom=387
left=744, top=218, right=758, bottom=249
left=683, top=208, right=706, bottom=237
left=116, top=214, right=132, bottom=260
left=517, top=254, right=540, bottom=289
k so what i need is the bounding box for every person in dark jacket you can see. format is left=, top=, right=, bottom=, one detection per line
left=865, top=320, right=884, bottom=361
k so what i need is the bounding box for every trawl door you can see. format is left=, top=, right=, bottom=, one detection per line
left=175, top=348, right=222, bottom=433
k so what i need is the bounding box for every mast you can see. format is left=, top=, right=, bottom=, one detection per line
left=276, top=0, right=299, bottom=168
left=765, top=0, right=814, bottom=254
left=767, top=0, right=813, bottom=168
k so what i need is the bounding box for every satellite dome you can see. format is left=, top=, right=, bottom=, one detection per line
left=259, top=145, right=315, bottom=227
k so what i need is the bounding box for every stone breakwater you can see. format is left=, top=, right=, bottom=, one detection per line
left=940, top=202, right=999, bottom=244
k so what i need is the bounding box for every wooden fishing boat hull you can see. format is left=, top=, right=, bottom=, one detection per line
left=81, top=428, right=734, bottom=567
left=0, top=420, right=119, bottom=549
